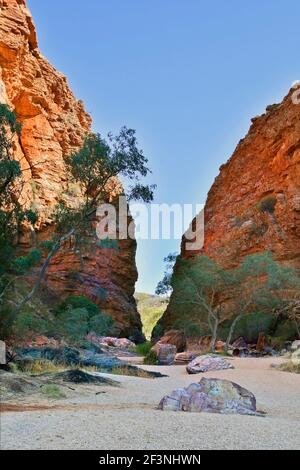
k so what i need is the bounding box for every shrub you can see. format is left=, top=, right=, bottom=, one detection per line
left=56, top=295, right=99, bottom=318
left=258, top=196, right=277, bottom=214
left=40, top=385, right=66, bottom=399
left=135, top=341, right=152, bottom=356
left=143, top=350, right=158, bottom=365
left=12, top=311, right=51, bottom=339
left=55, top=296, right=115, bottom=343
left=279, top=362, right=300, bottom=374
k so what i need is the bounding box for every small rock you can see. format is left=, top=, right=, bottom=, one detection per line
left=186, top=355, right=234, bottom=374
left=158, top=377, right=263, bottom=416
left=291, top=340, right=300, bottom=351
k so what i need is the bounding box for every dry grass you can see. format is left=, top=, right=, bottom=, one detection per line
left=110, top=366, right=156, bottom=379
left=40, top=385, right=66, bottom=399
left=279, top=361, right=300, bottom=374
left=16, top=360, right=67, bottom=375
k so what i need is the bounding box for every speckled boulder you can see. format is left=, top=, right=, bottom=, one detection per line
left=158, top=377, right=264, bottom=416
left=186, top=355, right=234, bottom=374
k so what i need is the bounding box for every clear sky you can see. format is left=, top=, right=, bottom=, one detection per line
left=28, top=0, right=300, bottom=294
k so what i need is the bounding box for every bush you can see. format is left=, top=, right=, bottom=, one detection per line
left=135, top=341, right=152, bottom=356
left=55, top=295, right=115, bottom=343
left=40, top=385, right=66, bottom=399
left=12, top=311, right=50, bottom=339
left=56, top=295, right=99, bottom=317
left=143, top=350, right=158, bottom=365
left=258, top=196, right=277, bottom=214
left=219, top=312, right=276, bottom=343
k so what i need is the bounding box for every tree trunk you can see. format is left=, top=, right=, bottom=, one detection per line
left=15, top=229, right=75, bottom=313
left=225, top=314, right=243, bottom=352
left=210, top=317, right=219, bottom=353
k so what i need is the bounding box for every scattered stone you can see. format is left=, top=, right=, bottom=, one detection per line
left=232, top=337, right=248, bottom=349
left=87, top=334, right=135, bottom=350
left=157, top=330, right=186, bottom=352
left=186, top=355, right=234, bottom=374
left=31, top=336, right=59, bottom=348
left=151, top=343, right=177, bottom=365
left=158, top=377, right=264, bottom=416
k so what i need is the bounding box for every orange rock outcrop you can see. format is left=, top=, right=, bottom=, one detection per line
left=0, top=0, right=142, bottom=336
left=160, top=87, right=300, bottom=330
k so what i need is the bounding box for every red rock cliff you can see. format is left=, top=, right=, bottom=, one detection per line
left=161, top=87, right=300, bottom=330
left=0, top=0, right=142, bottom=336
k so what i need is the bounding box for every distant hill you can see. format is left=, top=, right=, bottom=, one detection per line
left=135, top=293, right=168, bottom=340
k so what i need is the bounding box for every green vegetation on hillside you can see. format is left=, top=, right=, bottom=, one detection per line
left=157, top=252, right=300, bottom=350
left=135, top=293, right=168, bottom=340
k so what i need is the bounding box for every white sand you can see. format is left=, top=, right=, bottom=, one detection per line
left=1, top=357, right=300, bottom=450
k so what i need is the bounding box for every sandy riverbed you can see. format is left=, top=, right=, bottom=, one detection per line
left=1, top=357, right=300, bottom=450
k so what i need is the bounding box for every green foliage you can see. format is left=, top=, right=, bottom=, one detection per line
left=67, top=129, right=156, bottom=204
left=143, top=349, right=158, bottom=365
left=223, top=312, right=276, bottom=343
left=56, top=295, right=100, bottom=317
left=135, top=292, right=167, bottom=340
left=155, top=253, right=177, bottom=296
left=0, top=105, right=38, bottom=279
left=12, top=249, right=42, bottom=274
left=279, top=362, right=300, bottom=374
left=55, top=295, right=115, bottom=343
left=164, top=251, right=300, bottom=344
left=40, top=385, right=66, bottom=399
left=258, top=196, right=277, bottom=214
left=135, top=341, right=153, bottom=356
left=12, top=310, right=51, bottom=338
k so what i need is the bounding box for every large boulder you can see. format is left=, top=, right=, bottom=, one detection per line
left=158, top=377, right=263, bottom=416
left=157, top=330, right=186, bottom=352
left=151, top=343, right=177, bottom=365
left=186, top=355, right=234, bottom=374
left=174, top=352, right=197, bottom=365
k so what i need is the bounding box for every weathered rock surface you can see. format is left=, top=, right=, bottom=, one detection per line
left=174, top=351, right=196, bottom=365
left=158, top=377, right=263, bottom=416
left=151, top=343, right=177, bottom=365
left=159, top=87, right=300, bottom=332
left=186, top=355, right=234, bottom=374
left=86, top=333, right=135, bottom=350
left=0, top=0, right=141, bottom=336
left=155, top=330, right=186, bottom=352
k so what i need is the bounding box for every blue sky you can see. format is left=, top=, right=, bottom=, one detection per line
left=28, top=0, right=300, bottom=293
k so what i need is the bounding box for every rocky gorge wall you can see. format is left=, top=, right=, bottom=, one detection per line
left=0, top=0, right=142, bottom=336
left=160, top=87, right=300, bottom=331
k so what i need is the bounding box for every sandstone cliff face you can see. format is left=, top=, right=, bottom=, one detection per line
left=161, top=88, right=300, bottom=330
left=0, top=0, right=142, bottom=336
